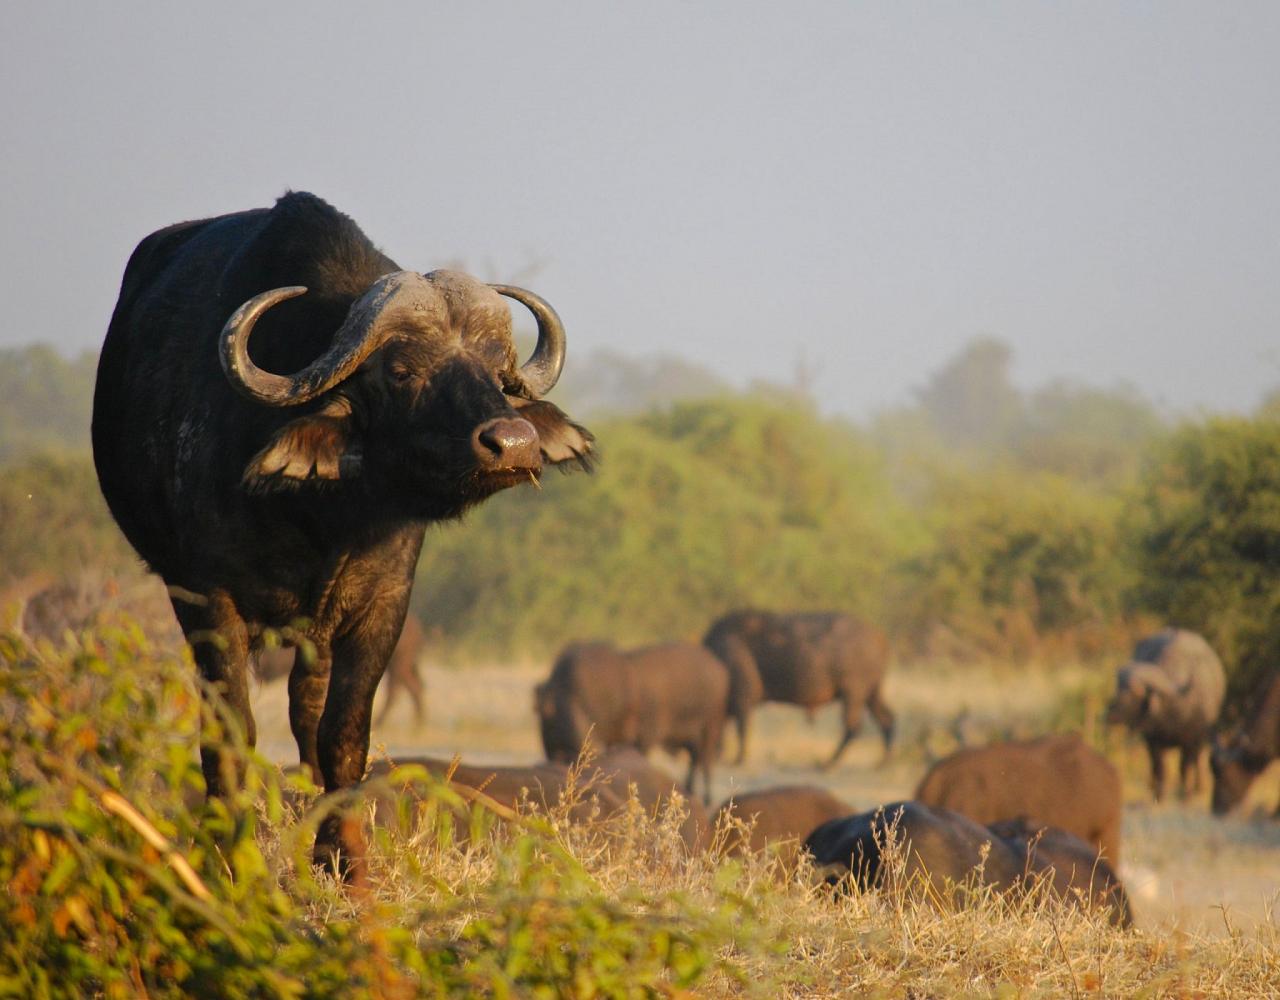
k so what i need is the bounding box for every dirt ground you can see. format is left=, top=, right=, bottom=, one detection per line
left=251, top=657, right=1280, bottom=937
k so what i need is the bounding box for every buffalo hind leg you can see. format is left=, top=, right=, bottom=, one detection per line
left=683, top=745, right=699, bottom=801
left=868, top=683, right=895, bottom=763
left=822, top=697, right=865, bottom=770
left=170, top=588, right=254, bottom=800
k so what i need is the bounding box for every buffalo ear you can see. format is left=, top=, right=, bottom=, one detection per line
left=242, top=407, right=363, bottom=491
left=511, top=398, right=595, bottom=472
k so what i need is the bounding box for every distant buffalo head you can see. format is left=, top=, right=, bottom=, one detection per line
left=1209, top=731, right=1270, bottom=815
left=1104, top=663, right=1180, bottom=727
left=220, top=269, right=592, bottom=515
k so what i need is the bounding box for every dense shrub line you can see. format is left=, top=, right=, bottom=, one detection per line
left=4, top=385, right=1280, bottom=701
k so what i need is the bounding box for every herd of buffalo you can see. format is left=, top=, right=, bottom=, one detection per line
left=58, top=191, right=1280, bottom=919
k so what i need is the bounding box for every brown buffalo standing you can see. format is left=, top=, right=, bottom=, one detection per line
left=1106, top=628, right=1226, bottom=800
left=702, top=610, right=894, bottom=766
left=806, top=802, right=1131, bottom=926
left=535, top=641, right=729, bottom=803
left=715, top=785, right=850, bottom=866
left=914, top=733, right=1122, bottom=865
left=256, top=615, right=428, bottom=726
left=1211, top=668, right=1280, bottom=815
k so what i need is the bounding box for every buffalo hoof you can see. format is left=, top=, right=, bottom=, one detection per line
left=314, top=812, right=370, bottom=892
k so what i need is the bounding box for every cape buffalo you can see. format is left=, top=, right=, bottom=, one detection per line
left=92, top=192, right=593, bottom=880
left=255, top=613, right=428, bottom=727
left=702, top=610, right=894, bottom=767
left=535, top=641, right=729, bottom=803
left=914, top=733, right=1122, bottom=865
left=807, top=802, right=1131, bottom=925
left=366, top=750, right=709, bottom=852
left=1106, top=628, right=1225, bottom=801
left=1210, top=668, right=1280, bottom=815
left=714, top=784, right=850, bottom=866
left=988, top=818, right=1132, bottom=927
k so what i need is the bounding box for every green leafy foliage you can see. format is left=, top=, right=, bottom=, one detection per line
left=0, top=452, right=136, bottom=582
left=1133, top=417, right=1280, bottom=702
left=0, top=625, right=754, bottom=998
left=414, top=395, right=923, bottom=657
left=897, top=466, right=1136, bottom=661
left=0, top=346, right=96, bottom=465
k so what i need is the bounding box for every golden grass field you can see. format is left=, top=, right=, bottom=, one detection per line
left=6, top=614, right=1280, bottom=997
left=253, top=653, right=1280, bottom=941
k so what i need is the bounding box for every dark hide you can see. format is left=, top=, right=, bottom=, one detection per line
left=914, top=733, right=1123, bottom=866
left=715, top=785, right=851, bottom=867
left=807, top=803, right=1133, bottom=925
left=92, top=192, right=592, bottom=881
left=1105, top=628, right=1226, bottom=801
left=535, top=641, right=729, bottom=804
left=365, top=750, right=708, bottom=853
left=254, top=614, right=428, bottom=727
left=1211, top=668, right=1280, bottom=815
left=702, top=610, right=894, bottom=766
left=805, top=801, right=1027, bottom=904
left=989, top=818, right=1132, bottom=927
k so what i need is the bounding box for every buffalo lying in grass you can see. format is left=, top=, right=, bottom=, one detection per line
left=806, top=802, right=1132, bottom=926
left=714, top=785, right=850, bottom=866
left=914, top=733, right=1122, bottom=865
left=364, top=750, right=709, bottom=852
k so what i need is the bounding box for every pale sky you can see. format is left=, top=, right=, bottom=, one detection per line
left=3, top=2, right=1278, bottom=418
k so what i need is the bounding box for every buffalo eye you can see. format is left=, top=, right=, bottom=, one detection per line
left=388, top=363, right=415, bottom=385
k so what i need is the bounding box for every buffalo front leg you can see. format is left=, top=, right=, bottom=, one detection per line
left=1178, top=743, right=1203, bottom=798
left=171, top=588, right=254, bottom=800
left=288, top=644, right=332, bottom=780
left=1146, top=739, right=1166, bottom=801
left=732, top=710, right=751, bottom=765
left=312, top=626, right=399, bottom=885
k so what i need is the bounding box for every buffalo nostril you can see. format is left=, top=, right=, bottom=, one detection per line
left=472, top=417, right=541, bottom=469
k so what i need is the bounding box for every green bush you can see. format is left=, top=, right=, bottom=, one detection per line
left=0, top=452, right=135, bottom=584
left=414, top=396, right=922, bottom=658
left=0, top=624, right=755, bottom=998
left=894, top=465, right=1136, bottom=660
left=1132, top=416, right=1280, bottom=702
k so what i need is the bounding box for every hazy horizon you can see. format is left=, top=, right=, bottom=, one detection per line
left=4, top=2, right=1278, bottom=419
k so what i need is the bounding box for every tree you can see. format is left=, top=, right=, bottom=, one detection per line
left=1133, top=417, right=1280, bottom=703
left=915, top=337, right=1023, bottom=452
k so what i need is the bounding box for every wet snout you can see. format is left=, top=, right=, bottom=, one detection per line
left=472, top=417, right=541, bottom=471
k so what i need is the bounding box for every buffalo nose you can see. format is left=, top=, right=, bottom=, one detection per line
left=472, top=417, right=541, bottom=470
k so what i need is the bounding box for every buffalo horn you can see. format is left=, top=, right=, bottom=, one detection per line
left=490, top=284, right=566, bottom=398
left=220, top=271, right=429, bottom=407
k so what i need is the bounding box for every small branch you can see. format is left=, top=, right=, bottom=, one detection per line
left=100, top=790, right=213, bottom=902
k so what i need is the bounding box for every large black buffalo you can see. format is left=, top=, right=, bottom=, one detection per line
left=92, top=192, right=593, bottom=880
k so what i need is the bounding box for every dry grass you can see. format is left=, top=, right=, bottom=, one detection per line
left=255, top=753, right=1280, bottom=998
left=240, top=653, right=1280, bottom=995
